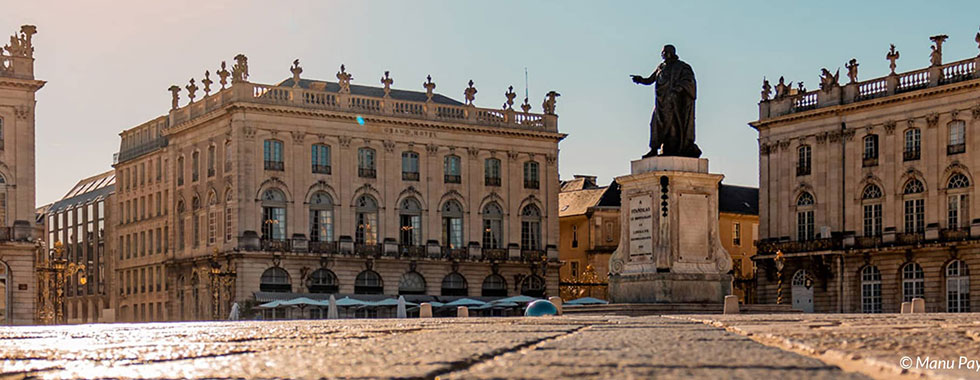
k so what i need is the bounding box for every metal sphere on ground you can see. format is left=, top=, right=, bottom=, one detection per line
left=524, top=300, right=558, bottom=317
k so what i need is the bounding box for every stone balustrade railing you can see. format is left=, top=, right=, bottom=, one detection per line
left=759, top=56, right=980, bottom=120
left=169, top=81, right=557, bottom=133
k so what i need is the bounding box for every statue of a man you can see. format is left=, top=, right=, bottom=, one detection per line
left=631, top=45, right=701, bottom=158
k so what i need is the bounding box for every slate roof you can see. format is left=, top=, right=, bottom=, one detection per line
left=719, top=184, right=759, bottom=215
left=276, top=78, right=465, bottom=106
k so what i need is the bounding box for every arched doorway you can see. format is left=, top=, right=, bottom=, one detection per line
left=791, top=269, right=813, bottom=313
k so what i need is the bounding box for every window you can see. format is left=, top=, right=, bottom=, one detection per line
left=571, top=225, right=578, bottom=248
left=732, top=223, right=741, bottom=246
left=355, top=195, right=378, bottom=245
left=399, top=198, right=422, bottom=246
left=401, top=151, right=420, bottom=181
left=307, top=268, right=338, bottom=294
left=796, top=192, right=815, bottom=241
left=207, top=145, right=215, bottom=177
left=904, top=128, right=921, bottom=161
left=902, top=263, right=925, bottom=302
left=309, top=192, right=334, bottom=243
left=207, top=193, right=217, bottom=245
left=485, top=158, right=501, bottom=186
left=520, top=275, right=545, bottom=297
left=948, top=120, right=966, bottom=155
left=947, top=173, right=971, bottom=229
left=521, top=204, right=542, bottom=250
left=177, top=200, right=185, bottom=250
left=903, top=179, right=925, bottom=234
left=177, top=156, right=185, bottom=186
left=861, top=266, right=882, bottom=313
left=263, top=140, right=284, bottom=171
left=398, top=271, right=426, bottom=295
left=259, top=267, right=291, bottom=293
left=261, top=189, right=287, bottom=240
left=441, top=272, right=468, bottom=296
left=862, top=184, right=883, bottom=237
left=863, top=135, right=878, bottom=166
left=191, top=151, right=200, bottom=182
left=224, top=141, right=233, bottom=172
left=354, top=270, right=383, bottom=294
left=481, top=274, right=507, bottom=297
left=946, top=260, right=970, bottom=312
left=0, top=117, right=4, bottom=149
left=796, top=145, right=811, bottom=176
left=444, top=155, right=461, bottom=184
left=312, top=144, right=331, bottom=174
left=441, top=200, right=464, bottom=249
left=482, top=202, right=504, bottom=249
left=224, top=190, right=234, bottom=242
left=358, top=148, right=376, bottom=178
left=523, top=161, right=539, bottom=189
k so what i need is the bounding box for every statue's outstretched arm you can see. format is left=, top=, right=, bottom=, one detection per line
left=631, top=70, right=657, bottom=85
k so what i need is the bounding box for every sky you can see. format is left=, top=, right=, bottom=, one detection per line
left=3, top=0, right=980, bottom=205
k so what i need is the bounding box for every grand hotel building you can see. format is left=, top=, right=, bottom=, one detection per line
left=114, top=56, right=564, bottom=321
left=752, top=33, right=980, bottom=313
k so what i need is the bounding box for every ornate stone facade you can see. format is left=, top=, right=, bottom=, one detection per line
left=114, top=57, right=564, bottom=321
left=752, top=32, right=980, bottom=313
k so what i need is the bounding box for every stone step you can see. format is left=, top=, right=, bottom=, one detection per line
left=563, top=303, right=801, bottom=316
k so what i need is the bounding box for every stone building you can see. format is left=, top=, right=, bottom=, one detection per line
left=114, top=56, right=564, bottom=321
left=718, top=184, right=759, bottom=303
left=557, top=175, right=620, bottom=300
left=39, top=171, right=115, bottom=323
left=0, top=25, right=43, bottom=325
left=752, top=32, right=980, bottom=313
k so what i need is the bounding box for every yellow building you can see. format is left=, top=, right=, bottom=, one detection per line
left=717, top=184, right=759, bottom=303
left=557, top=176, right=620, bottom=300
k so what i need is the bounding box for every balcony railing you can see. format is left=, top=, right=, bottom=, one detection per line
left=260, top=239, right=291, bottom=252
left=312, top=164, right=331, bottom=175
left=398, top=245, right=426, bottom=258
left=796, top=166, right=810, bottom=177
left=904, top=149, right=920, bottom=161
left=444, top=174, right=461, bottom=184
left=896, top=232, right=924, bottom=245
left=947, top=143, right=966, bottom=155
left=264, top=160, right=284, bottom=171
left=862, top=157, right=878, bottom=167
left=521, top=249, right=545, bottom=261
left=402, top=171, right=419, bottom=181
left=524, top=180, right=539, bottom=189
left=358, top=168, right=376, bottom=178
left=854, top=236, right=882, bottom=248
left=443, top=247, right=469, bottom=260
left=482, top=248, right=508, bottom=261
left=308, top=241, right=338, bottom=254
left=354, top=243, right=381, bottom=256
left=755, top=237, right=840, bottom=254
left=940, top=228, right=969, bottom=241
left=485, top=176, right=501, bottom=187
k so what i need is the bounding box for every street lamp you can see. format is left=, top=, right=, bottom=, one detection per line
left=205, top=248, right=236, bottom=320
left=35, top=241, right=86, bottom=324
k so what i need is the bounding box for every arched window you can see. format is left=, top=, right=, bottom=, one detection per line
left=355, top=195, right=378, bottom=245
left=354, top=270, right=383, bottom=294
left=947, top=174, right=971, bottom=229
left=862, top=185, right=883, bottom=237
left=398, top=271, right=426, bottom=295
left=948, top=120, right=966, bottom=154
left=521, top=204, right=542, bottom=250
left=259, top=267, right=291, bottom=293
left=796, top=192, right=814, bottom=241
left=523, top=161, right=540, bottom=189
left=402, top=151, right=420, bottom=181
left=520, top=275, right=545, bottom=297
left=357, top=148, right=375, bottom=178
left=261, top=188, right=287, bottom=240
left=444, top=155, right=461, bottom=183
left=309, top=192, right=334, bottom=243
left=442, top=200, right=464, bottom=249
left=860, top=266, right=882, bottom=313
left=207, top=145, right=215, bottom=177
left=903, top=179, right=925, bottom=234
left=904, top=128, right=921, bottom=160
left=264, top=139, right=284, bottom=171
left=482, top=202, right=504, bottom=249
left=946, top=260, right=970, bottom=312
left=902, top=262, right=925, bottom=302
left=441, top=272, right=468, bottom=296
left=485, top=158, right=502, bottom=186
left=191, top=151, right=200, bottom=182
left=481, top=274, right=507, bottom=297
left=399, top=198, right=422, bottom=246
left=312, top=144, right=331, bottom=174
left=307, top=268, right=338, bottom=294
left=797, top=145, right=811, bottom=176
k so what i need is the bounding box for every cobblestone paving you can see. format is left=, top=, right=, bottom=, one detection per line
left=676, top=313, right=980, bottom=380
left=0, top=316, right=871, bottom=379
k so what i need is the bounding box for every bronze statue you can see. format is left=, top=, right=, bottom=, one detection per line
left=631, top=45, right=701, bottom=158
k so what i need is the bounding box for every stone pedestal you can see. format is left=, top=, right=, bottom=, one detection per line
left=608, top=156, right=732, bottom=303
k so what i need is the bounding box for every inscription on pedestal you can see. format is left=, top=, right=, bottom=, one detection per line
left=629, top=195, right=653, bottom=258
left=678, top=193, right=708, bottom=262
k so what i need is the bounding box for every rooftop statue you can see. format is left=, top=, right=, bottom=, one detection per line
left=631, top=45, right=701, bottom=158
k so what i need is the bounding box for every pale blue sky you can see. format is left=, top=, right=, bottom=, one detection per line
left=3, top=1, right=979, bottom=205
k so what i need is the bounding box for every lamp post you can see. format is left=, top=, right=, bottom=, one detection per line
left=35, top=241, right=86, bottom=324
left=774, top=250, right=785, bottom=305
left=206, top=248, right=237, bottom=320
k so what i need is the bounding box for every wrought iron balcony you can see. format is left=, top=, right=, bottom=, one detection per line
left=521, top=249, right=545, bottom=262
left=444, top=174, right=461, bottom=184
left=524, top=180, right=539, bottom=189
left=482, top=248, right=508, bottom=261
left=940, top=228, right=969, bottom=241
left=398, top=244, right=426, bottom=258
left=354, top=243, right=381, bottom=257
left=443, top=247, right=468, bottom=260
left=947, top=143, right=966, bottom=155
left=903, top=149, right=920, bottom=161
left=755, top=237, right=840, bottom=254
left=312, top=164, right=331, bottom=175
left=485, top=176, right=501, bottom=187
left=358, top=168, right=376, bottom=178
left=862, top=157, right=878, bottom=167
left=264, top=160, right=284, bottom=171
left=896, top=232, right=923, bottom=245
left=308, top=241, right=338, bottom=254
left=402, top=171, right=419, bottom=181
left=854, top=236, right=882, bottom=248
left=796, top=166, right=810, bottom=177
left=260, top=239, right=291, bottom=252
